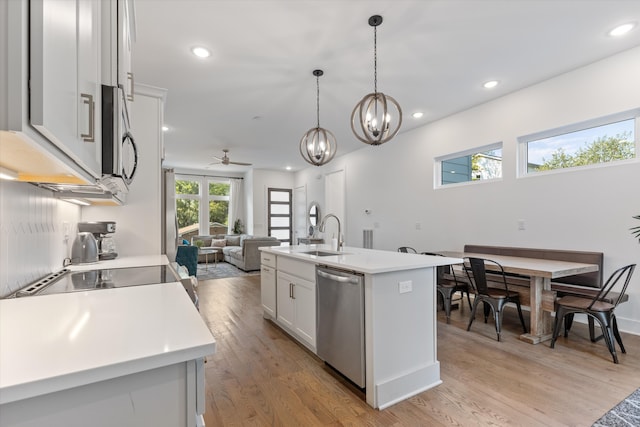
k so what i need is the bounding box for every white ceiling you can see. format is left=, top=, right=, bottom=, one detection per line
left=132, top=0, right=640, bottom=174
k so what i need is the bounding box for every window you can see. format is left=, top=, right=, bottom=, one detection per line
left=437, top=143, right=503, bottom=186
left=208, top=180, right=230, bottom=233
left=519, top=110, right=638, bottom=176
left=176, top=175, right=230, bottom=241
left=268, top=188, right=292, bottom=246
left=176, top=178, right=200, bottom=240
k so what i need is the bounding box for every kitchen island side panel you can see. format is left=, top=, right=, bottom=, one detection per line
left=365, top=267, right=440, bottom=409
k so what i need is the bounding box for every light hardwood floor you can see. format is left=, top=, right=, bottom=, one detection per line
left=198, top=275, right=640, bottom=426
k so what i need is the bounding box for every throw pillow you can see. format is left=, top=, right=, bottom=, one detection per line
left=226, top=235, right=241, bottom=246
left=212, top=239, right=226, bottom=247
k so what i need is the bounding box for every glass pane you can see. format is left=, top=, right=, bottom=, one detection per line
left=270, top=217, right=290, bottom=228
left=209, top=200, right=229, bottom=227
left=527, top=119, right=635, bottom=172
left=176, top=199, right=199, bottom=239
left=270, top=191, right=290, bottom=202
left=271, top=204, right=290, bottom=215
left=271, top=229, right=290, bottom=240
left=176, top=179, right=199, bottom=195
left=441, top=148, right=502, bottom=185
left=209, top=182, right=230, bottom=196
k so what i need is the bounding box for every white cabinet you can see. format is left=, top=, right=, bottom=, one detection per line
left=276, top=270, right=316, bottom=350
left=30, top=0, right=102, bottom=177
left=102, top=0, right=135, bottom=111
left=261, top=252, right=277, bottom=318
left=261, top=266, right=276, bottom=318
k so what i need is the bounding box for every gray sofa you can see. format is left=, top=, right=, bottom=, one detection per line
left=191, top=234, right=280, bottom=271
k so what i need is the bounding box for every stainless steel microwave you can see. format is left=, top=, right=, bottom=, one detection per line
left=101, top=84, right=138, bottom=193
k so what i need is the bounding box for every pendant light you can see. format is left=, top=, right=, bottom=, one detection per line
left=300, top=69, right=337, bottom=166
left=351, top=15, right=402, bottom=146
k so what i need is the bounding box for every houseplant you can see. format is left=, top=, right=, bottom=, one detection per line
left=233, top=219, right=244, bottom=234
left=632, top=215, right=640, bottom=243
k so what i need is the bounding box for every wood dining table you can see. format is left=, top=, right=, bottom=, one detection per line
left=438, top=251, right=599, bottom=344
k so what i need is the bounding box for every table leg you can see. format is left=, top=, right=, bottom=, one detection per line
left=520, top=276, right=553, bottom=344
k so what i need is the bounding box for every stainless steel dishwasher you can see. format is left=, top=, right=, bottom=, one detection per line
left=316, top=265, right=365, bottom=388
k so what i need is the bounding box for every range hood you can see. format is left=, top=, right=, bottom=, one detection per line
left=0, top=131, right=125, bottom=205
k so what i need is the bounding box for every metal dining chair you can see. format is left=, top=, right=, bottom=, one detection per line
left=423, top=252, right=472, bottom=324
left=397, top=246, right=417, bottom=254
left=550, top=264, right=636, bottom=363
left=464, top=257, right=527, bottom=341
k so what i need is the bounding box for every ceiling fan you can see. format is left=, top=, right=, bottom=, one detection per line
left=208, top=149, right=252, bottom=167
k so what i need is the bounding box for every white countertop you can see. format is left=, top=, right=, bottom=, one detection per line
left=260, top=244, right=462, bottom=274
left=65, top=254, right=169, bottom=272
left=0, top=256, right=215, bottom=405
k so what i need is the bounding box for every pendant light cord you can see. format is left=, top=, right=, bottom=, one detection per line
left=373, top=25, right=378, bottom=95
left=316, top=74, right=320, bottom=128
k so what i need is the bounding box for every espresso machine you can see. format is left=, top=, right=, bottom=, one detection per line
left=78, top=221, right=118, bottom=260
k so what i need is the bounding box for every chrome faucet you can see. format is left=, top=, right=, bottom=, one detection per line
left=319, top=213, right=342, bottom=250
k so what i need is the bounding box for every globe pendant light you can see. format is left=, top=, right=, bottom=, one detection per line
left=300, top=69, right=337, bottom=166
left=351, top=15, right=402, bottom=146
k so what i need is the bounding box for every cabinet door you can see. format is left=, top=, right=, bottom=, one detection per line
left=119, top=0, right=135, bottom=109
left=260, top=265, right=276, bottom=318
left=293, top=277, right=316, bottom=348
left=30, top=0, right=101, bottom=177
left=276, top=272, right=294, bottom=329
left=77, top=0, right=101, bottom=166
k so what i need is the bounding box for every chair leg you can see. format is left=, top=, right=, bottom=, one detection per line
left=465, top=291, right=472, bottom=310
left=515, top=302, right=527, bottom=333
left=592, top=313, right=619, bottom=364
left=564, top=313, right=575, bottom=337
left=483, top=302, right=491, bottom=323
left=443, top=290, right=453, bottom=324
left=550, top=307, right=567, bottom=349
left=612, top=315, right=626, bottom=354
left=493, top=306, right=502, bottom=342
left=467, top=298, right=481, bottom=332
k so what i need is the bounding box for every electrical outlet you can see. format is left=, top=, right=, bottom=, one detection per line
left=398, top=280, right=412, bottom=294
left=63, top=222, right=70, bottom=241
left=518, top=219, right=526, bottom=230
left=415, top=222, right=421, bottom=230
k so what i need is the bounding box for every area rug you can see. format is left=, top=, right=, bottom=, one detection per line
left=196, top=262, right=259, bottom=280
left=592, top=388, right=640, bottom=426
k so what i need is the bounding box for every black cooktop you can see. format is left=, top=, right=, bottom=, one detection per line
left=13, top=265, right=179, bottom=297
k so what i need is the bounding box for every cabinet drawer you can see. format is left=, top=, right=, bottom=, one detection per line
left=261, top=252, right=276, bottom=268
left=278, top=257, right=315, bottom=282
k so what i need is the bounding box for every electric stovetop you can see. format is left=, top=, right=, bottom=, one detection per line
left=12, top=265, right=179, bottom=298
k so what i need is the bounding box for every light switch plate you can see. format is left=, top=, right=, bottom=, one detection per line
left=399, top=280, right=412, bottom=293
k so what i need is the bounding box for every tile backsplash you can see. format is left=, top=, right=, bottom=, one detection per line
left=0, top=180, right=80, bottom=297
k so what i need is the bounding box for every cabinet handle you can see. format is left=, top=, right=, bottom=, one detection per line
left=291, top=283, right=295, bottom=300
left=80, top=93, right=95, bottom=142
left=127, top=72, right=134, bottom=101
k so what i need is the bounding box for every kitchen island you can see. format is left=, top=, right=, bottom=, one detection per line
left=0, top=256, right=215, bottom=427
left=260, top=244, right=461, bottom=409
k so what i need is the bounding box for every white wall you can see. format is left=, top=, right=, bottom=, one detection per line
left=0, top=181, right=81, bottom=296
left=82, top=87, right=165, bottom=257
left=294, top=46, right=640, bottom=334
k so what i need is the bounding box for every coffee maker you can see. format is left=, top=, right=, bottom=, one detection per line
left=78, top=221, right=118, bottom=260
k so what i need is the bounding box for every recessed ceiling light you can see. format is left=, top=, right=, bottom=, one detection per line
left=483, top=80, right=499, bottom=89
left=162, top=126, right=169, bottom=132
left=191, top=46, right=211, bottom=58
left=285, top=166, right=292, bottom=171
left=609, top=22, right=636, bottom=37
left=412, top=112, right=424, bottom=119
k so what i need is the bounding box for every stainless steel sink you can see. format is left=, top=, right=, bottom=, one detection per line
left=299, top=250, right=346, bottom=257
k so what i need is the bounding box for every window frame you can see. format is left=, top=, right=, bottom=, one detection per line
left=175, top=174, right=231, bottom=237
left=434, top=141, right=503, bottom=188
left=517, top=108, right=639, bottom=178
